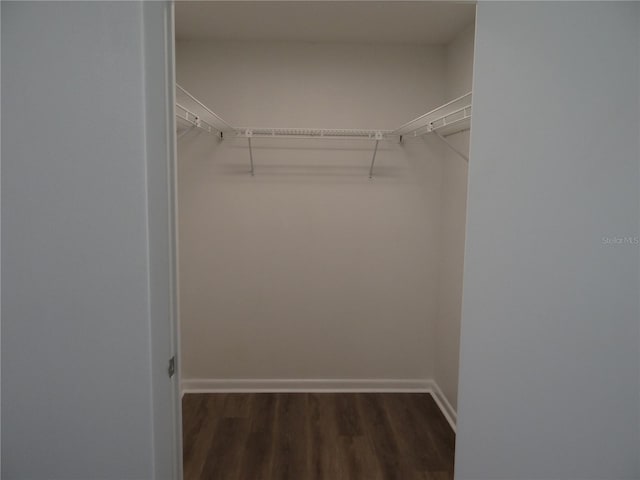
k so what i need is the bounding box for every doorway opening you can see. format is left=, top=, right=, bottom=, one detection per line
left=173, top=2, right=475, bottom=478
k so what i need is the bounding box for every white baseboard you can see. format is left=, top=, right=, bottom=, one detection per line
left=180, top=378, right=457, bottom=431
left=429, top=381, right=457, bottom=433
left=181, top=378, right=432, bottom=393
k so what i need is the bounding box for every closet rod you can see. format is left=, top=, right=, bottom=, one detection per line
left=235, top=128, right=393, bottom=141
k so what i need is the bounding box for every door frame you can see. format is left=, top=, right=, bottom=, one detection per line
left=167, top=2, right=183, bottom=478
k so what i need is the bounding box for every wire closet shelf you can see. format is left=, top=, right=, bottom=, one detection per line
left=175, top=83, right=471, bottom=176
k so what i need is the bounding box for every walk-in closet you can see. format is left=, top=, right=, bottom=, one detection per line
left=5, top=1, right=640, bottom=479
left=175, top=2, right=474, bottom=478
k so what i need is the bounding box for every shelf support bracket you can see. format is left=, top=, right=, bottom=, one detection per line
left=369, top=141, right=379, bottom=179
left=433, top=130, right=469, bottom=163
left=246, top=130, right=255, bottom=176
left=369, top=132, right=383, bottom=179
left=369, top=132, right=384, bottom=179
left=177, top=125, right=195, bottom=140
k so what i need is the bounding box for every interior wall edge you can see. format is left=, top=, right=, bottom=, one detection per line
left=455, top=2, right=640, bottom=478
left=432, top=13, right=475, bottom=416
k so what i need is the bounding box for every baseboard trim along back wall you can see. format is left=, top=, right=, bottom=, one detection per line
left=180, top=378, right=457, bottom=432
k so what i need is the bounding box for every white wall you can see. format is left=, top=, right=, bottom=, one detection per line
left=2, top=2, right=175, bottom=478
left=456, top=3, right=640, bottom=479
left=435, top=22, right=474, bottom=412
left=176, top=41, right=447, bottom=383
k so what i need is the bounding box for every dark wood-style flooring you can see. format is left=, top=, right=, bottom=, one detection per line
left=182, top=393, right=455, bottom=480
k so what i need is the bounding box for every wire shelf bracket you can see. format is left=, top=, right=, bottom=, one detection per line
left=393, top=92, right=472, bottom=138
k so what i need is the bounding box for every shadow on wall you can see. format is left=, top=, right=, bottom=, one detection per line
left=177, top=133, right=443, bottom=184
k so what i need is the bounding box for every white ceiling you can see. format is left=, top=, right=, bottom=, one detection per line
left=175, top=2, right=476, bottom=45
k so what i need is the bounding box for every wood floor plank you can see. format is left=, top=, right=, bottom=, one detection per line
left=182, top=392, right=456, bottom=480
left=383, top=393, right=450, bottom=473
left=248, top=393, right=277, bottom=433
left=237, top=394, right=278, bottom=479
left=307, top=393, right=341, bottom=480
left=407, top=394, right=456, bottom=472
left=339, top=434, right=383, bottom=480
left=355, top=393, right=412, bottom=480
left=237, top=431, right=273, bottom=480
left=220, top=392, right=251, bottom=418
left=183, top=394, right=226, bottom=480
left=335, top=393, right=363, bottom=436
left=182, top=394, right=206, bottom=465
left=270, top=393, right=310, bottom=480
left=200, top=417, right=250, bottom=480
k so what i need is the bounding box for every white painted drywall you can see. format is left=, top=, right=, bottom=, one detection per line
left=175, top=40, right=446, bottom=383
left=434, top=22, right=475, bottom=413
left=174, top=2, right=475, bottom=45
left=2, top=2, right=175, bottom=478
left=455, top=3, right=640, bottom=479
